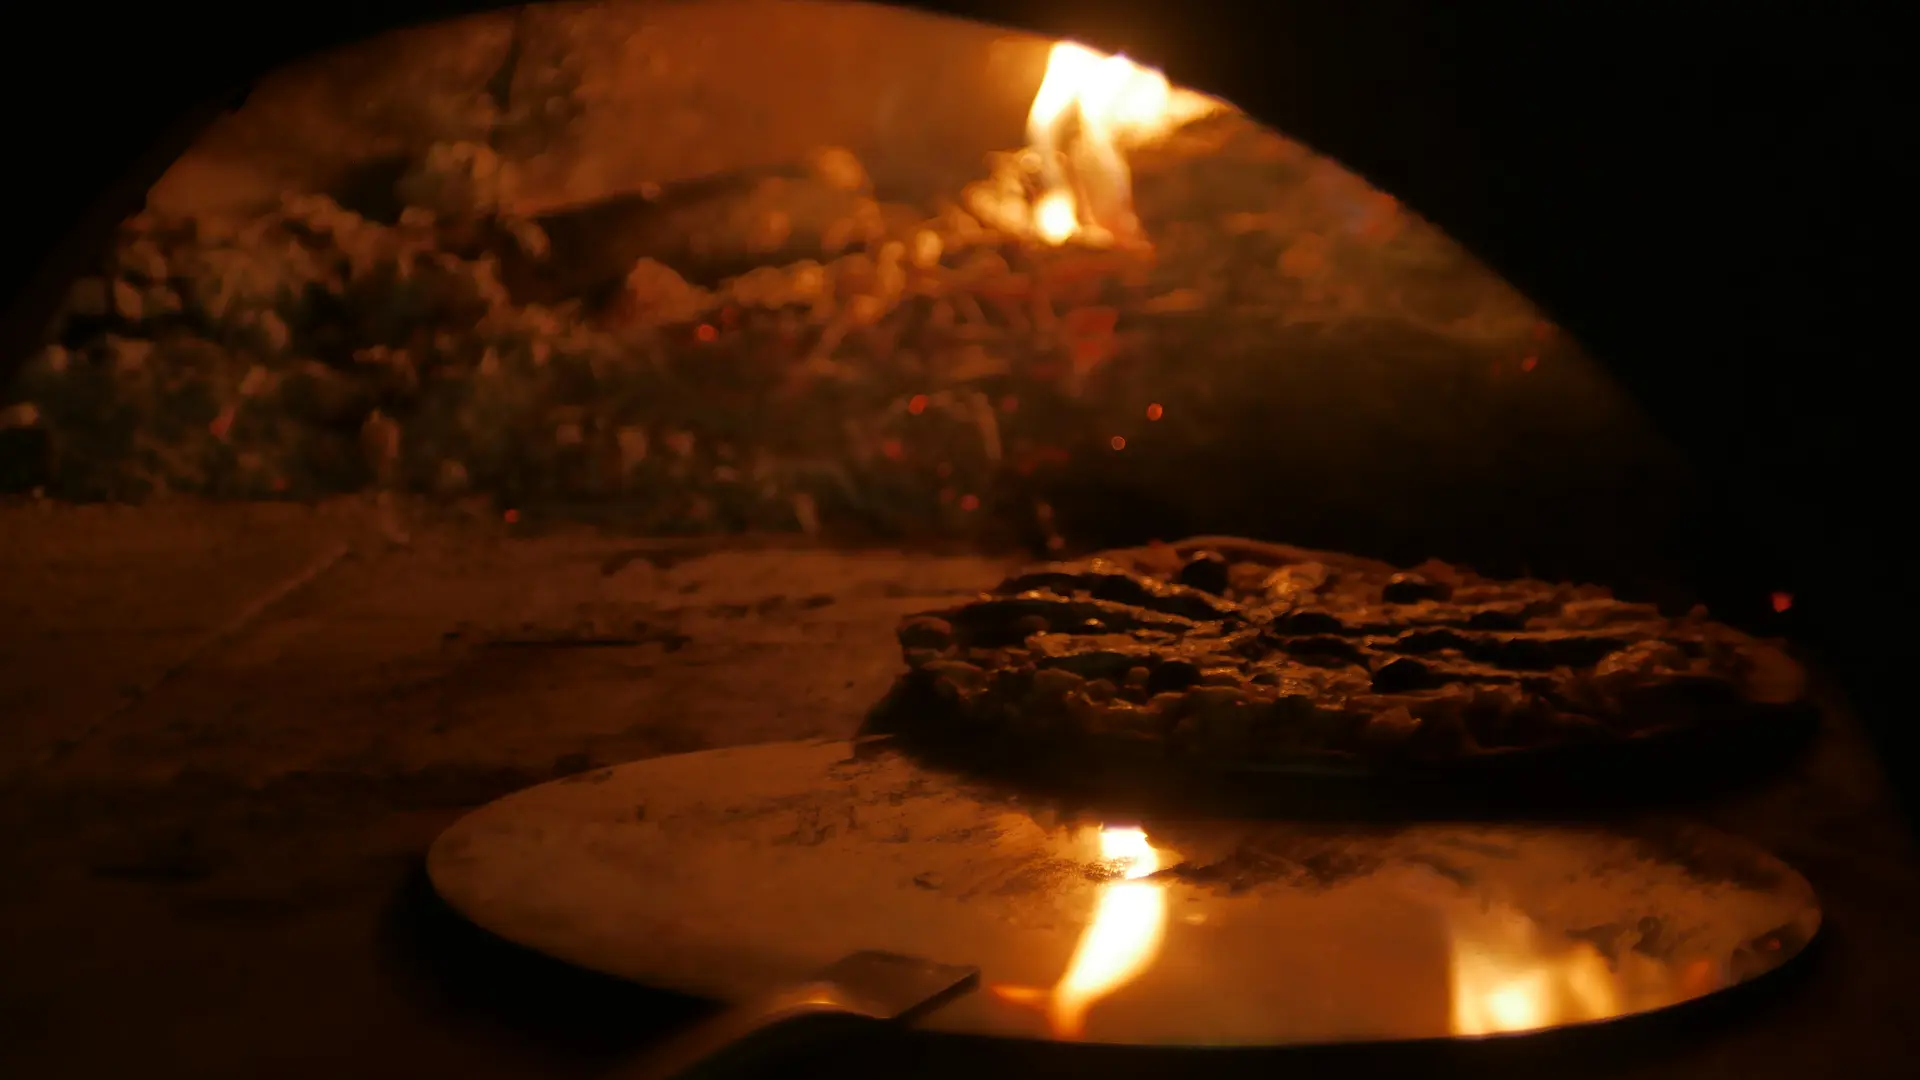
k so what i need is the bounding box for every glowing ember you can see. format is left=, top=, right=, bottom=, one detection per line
left=1034, top=190, right=1080, bottom=246
left=1024, top=42, right=1225, bottom=247
left=990, top=825, right=1170, bottom=1038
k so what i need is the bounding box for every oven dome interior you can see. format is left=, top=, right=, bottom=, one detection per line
left=2, top=0, right=1699, bottom=594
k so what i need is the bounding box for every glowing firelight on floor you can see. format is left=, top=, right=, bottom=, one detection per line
left=1448, top=904, right=1620, bottom=1037
left=991, top=826, right=1170, bottom=1039
left=1025, top=42, right=1224, bottom=246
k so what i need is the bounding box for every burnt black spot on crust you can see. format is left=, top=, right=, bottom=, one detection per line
left=1176, top=551, right=1232, bottom=595
left=1278, top=635, right=1368, bottom=666
left=1383, top=573, right=1452, bottom=604
left=1273, top=610, right=1347, bottom=635
left=1372, top=657, right=1437, bottom=692
left=1146, top=659, right=1203, bottom=695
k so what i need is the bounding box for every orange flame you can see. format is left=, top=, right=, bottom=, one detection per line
left=1024, top=43, right=1223, bottom=247
left=991, top=826, right=1170, bottom=1038
left=1447, top=904, right=1620, bottom=1036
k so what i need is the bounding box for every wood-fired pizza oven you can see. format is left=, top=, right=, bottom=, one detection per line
left=0, top=3, right=1908, bottom=1080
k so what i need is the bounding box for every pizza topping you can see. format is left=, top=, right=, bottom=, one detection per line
left=888, top=537, right=1809, bottom=772
left=1274, top=634, right=1368, bottom=666
left=947, top=594, right=1203, bottom=643
left=996, top=560, right=1242, bottom=622
left=1361, top=706, right=1423, bottom=752
left=898, top=615, right=955, bottom=650
left=1462, top=607, right=1531, bottom=631
left=1559, top=597, right=1666, bottom=629
left=1030, top=667, right=1087, bottom=700
left=1145, top=659, right=1204, bottom=695
left=1257, top=562, right=1332, bottom=606
left=1382, top=572, right=1452, bottom=604
left=1371, top=656, right=1438, bottom=693
left=1593, top=639, right=1690, bottom=678
left=1272, top=610, right=1349, bottom=635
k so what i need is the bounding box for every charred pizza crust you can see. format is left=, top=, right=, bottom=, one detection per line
left=886, top=537, right=1810, bottom=775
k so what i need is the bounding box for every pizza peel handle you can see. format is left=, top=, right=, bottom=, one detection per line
left=609, top=950, right=980, bottom=1080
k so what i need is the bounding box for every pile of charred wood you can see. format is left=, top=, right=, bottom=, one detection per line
left=3, top=111, right=1542, bottom=552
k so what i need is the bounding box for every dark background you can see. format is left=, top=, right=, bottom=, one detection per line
left=2, top=1, right=1905, bottom=810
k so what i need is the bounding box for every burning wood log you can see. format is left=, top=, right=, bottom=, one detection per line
left=494, top=149, right=892, bottom=308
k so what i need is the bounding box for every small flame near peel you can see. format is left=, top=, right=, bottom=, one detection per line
left=990, top=826, right=1170, bottom=1039
left=1448, top=904, right=1624, bottom=1036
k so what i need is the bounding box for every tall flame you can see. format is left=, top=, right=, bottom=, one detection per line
left=1024, top=42, right=1223, bottom=247
left=991, top=826, right=1170, bottom=1039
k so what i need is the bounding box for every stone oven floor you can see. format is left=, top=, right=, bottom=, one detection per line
left=2, top=498, right=1917, bottom=1078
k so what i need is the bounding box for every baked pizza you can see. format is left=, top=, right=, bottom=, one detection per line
left=881, top=537, right=1811, bottom=776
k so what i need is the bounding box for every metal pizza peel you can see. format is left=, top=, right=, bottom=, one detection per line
left=611, top=949, right=978, bottom=1079
left=427, top=739, right=1819, bottom=1067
